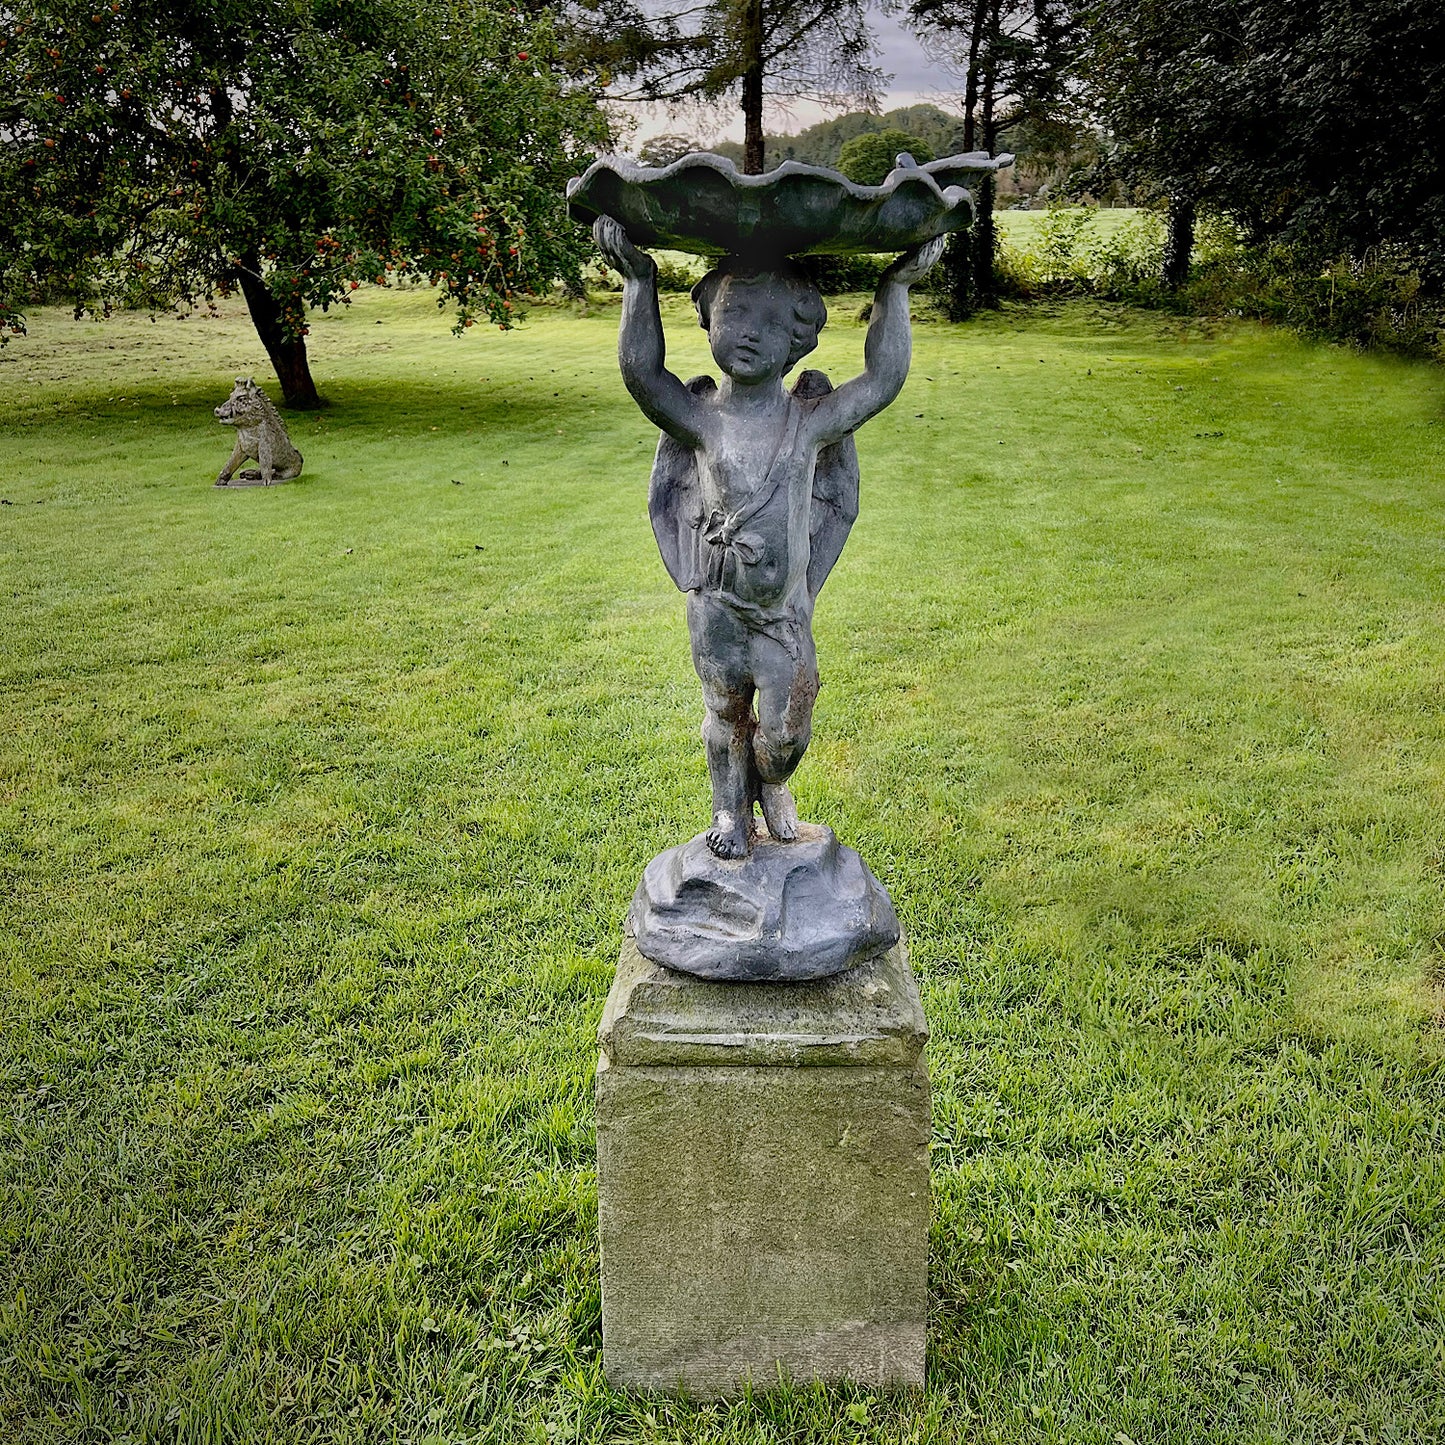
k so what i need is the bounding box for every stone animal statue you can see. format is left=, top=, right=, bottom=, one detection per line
left=213, top=376, right=303, bottom=486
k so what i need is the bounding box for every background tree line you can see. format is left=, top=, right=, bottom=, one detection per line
left=4, top=0, right=1442, bottom=402
left=575, top=0, right=1444, bottom=345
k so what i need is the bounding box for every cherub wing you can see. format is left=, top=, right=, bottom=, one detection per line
left=647, top=375, right=716, bottom=591
left=794, top=368, right=860, bottom=599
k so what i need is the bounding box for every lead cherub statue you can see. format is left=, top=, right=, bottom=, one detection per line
left=595, top=216, right=944, bottom=860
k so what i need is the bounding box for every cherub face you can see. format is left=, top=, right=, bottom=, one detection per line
left=706, top=277, right=797, bottom=383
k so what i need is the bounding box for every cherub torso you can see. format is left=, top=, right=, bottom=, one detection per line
left=695, top=392, right=818, bottom=610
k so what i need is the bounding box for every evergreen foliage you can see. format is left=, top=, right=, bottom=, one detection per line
left=892, top=0, right=1080, bottom=311
left=566, top=0, right=880, bottom=172
left=636, top=132, right=708, bottom=166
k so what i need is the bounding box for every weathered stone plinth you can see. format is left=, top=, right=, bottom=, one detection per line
left=596, top=936, right=929, bottom=1395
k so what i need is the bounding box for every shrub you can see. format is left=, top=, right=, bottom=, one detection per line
left=1034, top=203, right=1099, bottom=287
left=655, top=256, right=705, bottom=292
left=583, top=253, right=704, bottom=295
left=1187, top=246, right=1444, bottom=360
left=995, top=205, right=1443, bottom=361
left=1093, top=211, right=1167, bottom=293
left=799, top=254, right=888, bottom=295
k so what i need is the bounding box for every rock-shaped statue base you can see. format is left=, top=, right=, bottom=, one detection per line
left=629, top=822, right=899, bottom=982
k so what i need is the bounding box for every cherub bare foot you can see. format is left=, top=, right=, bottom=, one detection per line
left=706, top=809, right=752, bottom=859
left=758, top=781, right=799, bottom=841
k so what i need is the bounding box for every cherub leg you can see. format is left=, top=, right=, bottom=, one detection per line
left=700, top=680, right=756, bottom=858
left=216, top=439, right=246, bottom=485
left=687, top=592, right=757, bottom=859
left=752, top=624, right=818, bottom=842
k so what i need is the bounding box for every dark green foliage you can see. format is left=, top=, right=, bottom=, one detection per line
left=1155, top=248, right=1444, bottom=361
left=0, top=0, right=610, bottom=402
left=653, top=256, right=705, bottom=292
left=836, top=129, right=935, bottom=185
left=588, top=253, right=704, bottom=293
left=929, top=229, right=976, bottom=319
left=971, top=173, right=999, bottom=306
left=929, top=186, right=1001, bottom=320
left=636, top=132, right=707, bottom=166
left=1081, top=0, right=1445, bottom=286
left=994, top=206, right=1444, bottom=360
left=796, top=252, right=887, bottom=294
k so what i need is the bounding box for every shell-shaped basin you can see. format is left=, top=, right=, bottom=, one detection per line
left=566, top=150, right=1014, bottom=258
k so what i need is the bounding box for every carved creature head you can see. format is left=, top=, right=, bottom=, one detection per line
left=692, top=259, right=827, bottom=379
left=214, top=376, right=268, bottom=426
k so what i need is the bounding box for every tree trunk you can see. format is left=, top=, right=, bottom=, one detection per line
left=740, top=0, right=765, bottom=174
left=972, top=0, right=1002, bottom=308
left=960, top=0, right=990, bottom=150
left=971, top=174, right=998, bottom=308
left=940, top=229, right=974, bottom=321
left=1162, top=197, right=1196, bottom=289
left=951, top=0, right=993, bottom=313
left=235, top=255, right=323, bottom=409
left=739, top=0, right=764, bottom=173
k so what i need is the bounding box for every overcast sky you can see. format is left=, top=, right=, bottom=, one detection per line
left=625, top=4, right=962, bottom=146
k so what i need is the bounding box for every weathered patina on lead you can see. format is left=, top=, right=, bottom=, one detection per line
left=574, top=151, right=1009, bottom=982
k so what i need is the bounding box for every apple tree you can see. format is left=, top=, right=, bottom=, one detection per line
left=0, top=0, right=610, bottom=406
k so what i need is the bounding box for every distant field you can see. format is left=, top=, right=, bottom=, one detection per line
left=995, top=205, right=1148, bottom=249
left=2, top=286, right=1442, bottom=1444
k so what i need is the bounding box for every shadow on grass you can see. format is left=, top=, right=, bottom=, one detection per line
left=3, top=375, right=570, bottom=438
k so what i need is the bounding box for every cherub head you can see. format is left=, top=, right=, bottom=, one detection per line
left=691, top=258, right=827, bottom=382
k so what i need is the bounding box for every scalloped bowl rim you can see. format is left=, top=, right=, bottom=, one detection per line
left=566, top=150, right=1014, bottom=202
left=566, top=149, right=1016, bottom=257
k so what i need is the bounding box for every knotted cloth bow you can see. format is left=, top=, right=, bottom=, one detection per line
left=697, top=404, right=802, bottom=593
left=704, top=511, right=767, bottom=589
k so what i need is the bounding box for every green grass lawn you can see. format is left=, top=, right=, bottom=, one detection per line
left=2, top=285, right=1442, bottom=1444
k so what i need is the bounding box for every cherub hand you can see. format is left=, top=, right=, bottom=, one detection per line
left=884, top=235, right=947, bottom=288
left=593, top=215, right=656, bottom=282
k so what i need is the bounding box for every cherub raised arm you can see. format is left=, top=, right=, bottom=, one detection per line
left=594, top=217, right=710, bottom=449
left=807, top=237, right=947, bottom=446
left=596, top=214, right=942, bottom=859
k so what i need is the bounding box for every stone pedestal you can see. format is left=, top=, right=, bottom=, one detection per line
left=595, top=936, right=929, bottom=1395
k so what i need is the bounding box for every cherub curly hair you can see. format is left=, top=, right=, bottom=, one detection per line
left=690, top=258, right=828, bottom=372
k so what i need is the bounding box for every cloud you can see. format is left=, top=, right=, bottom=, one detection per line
left=873, top=5, right=955, bottom=94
